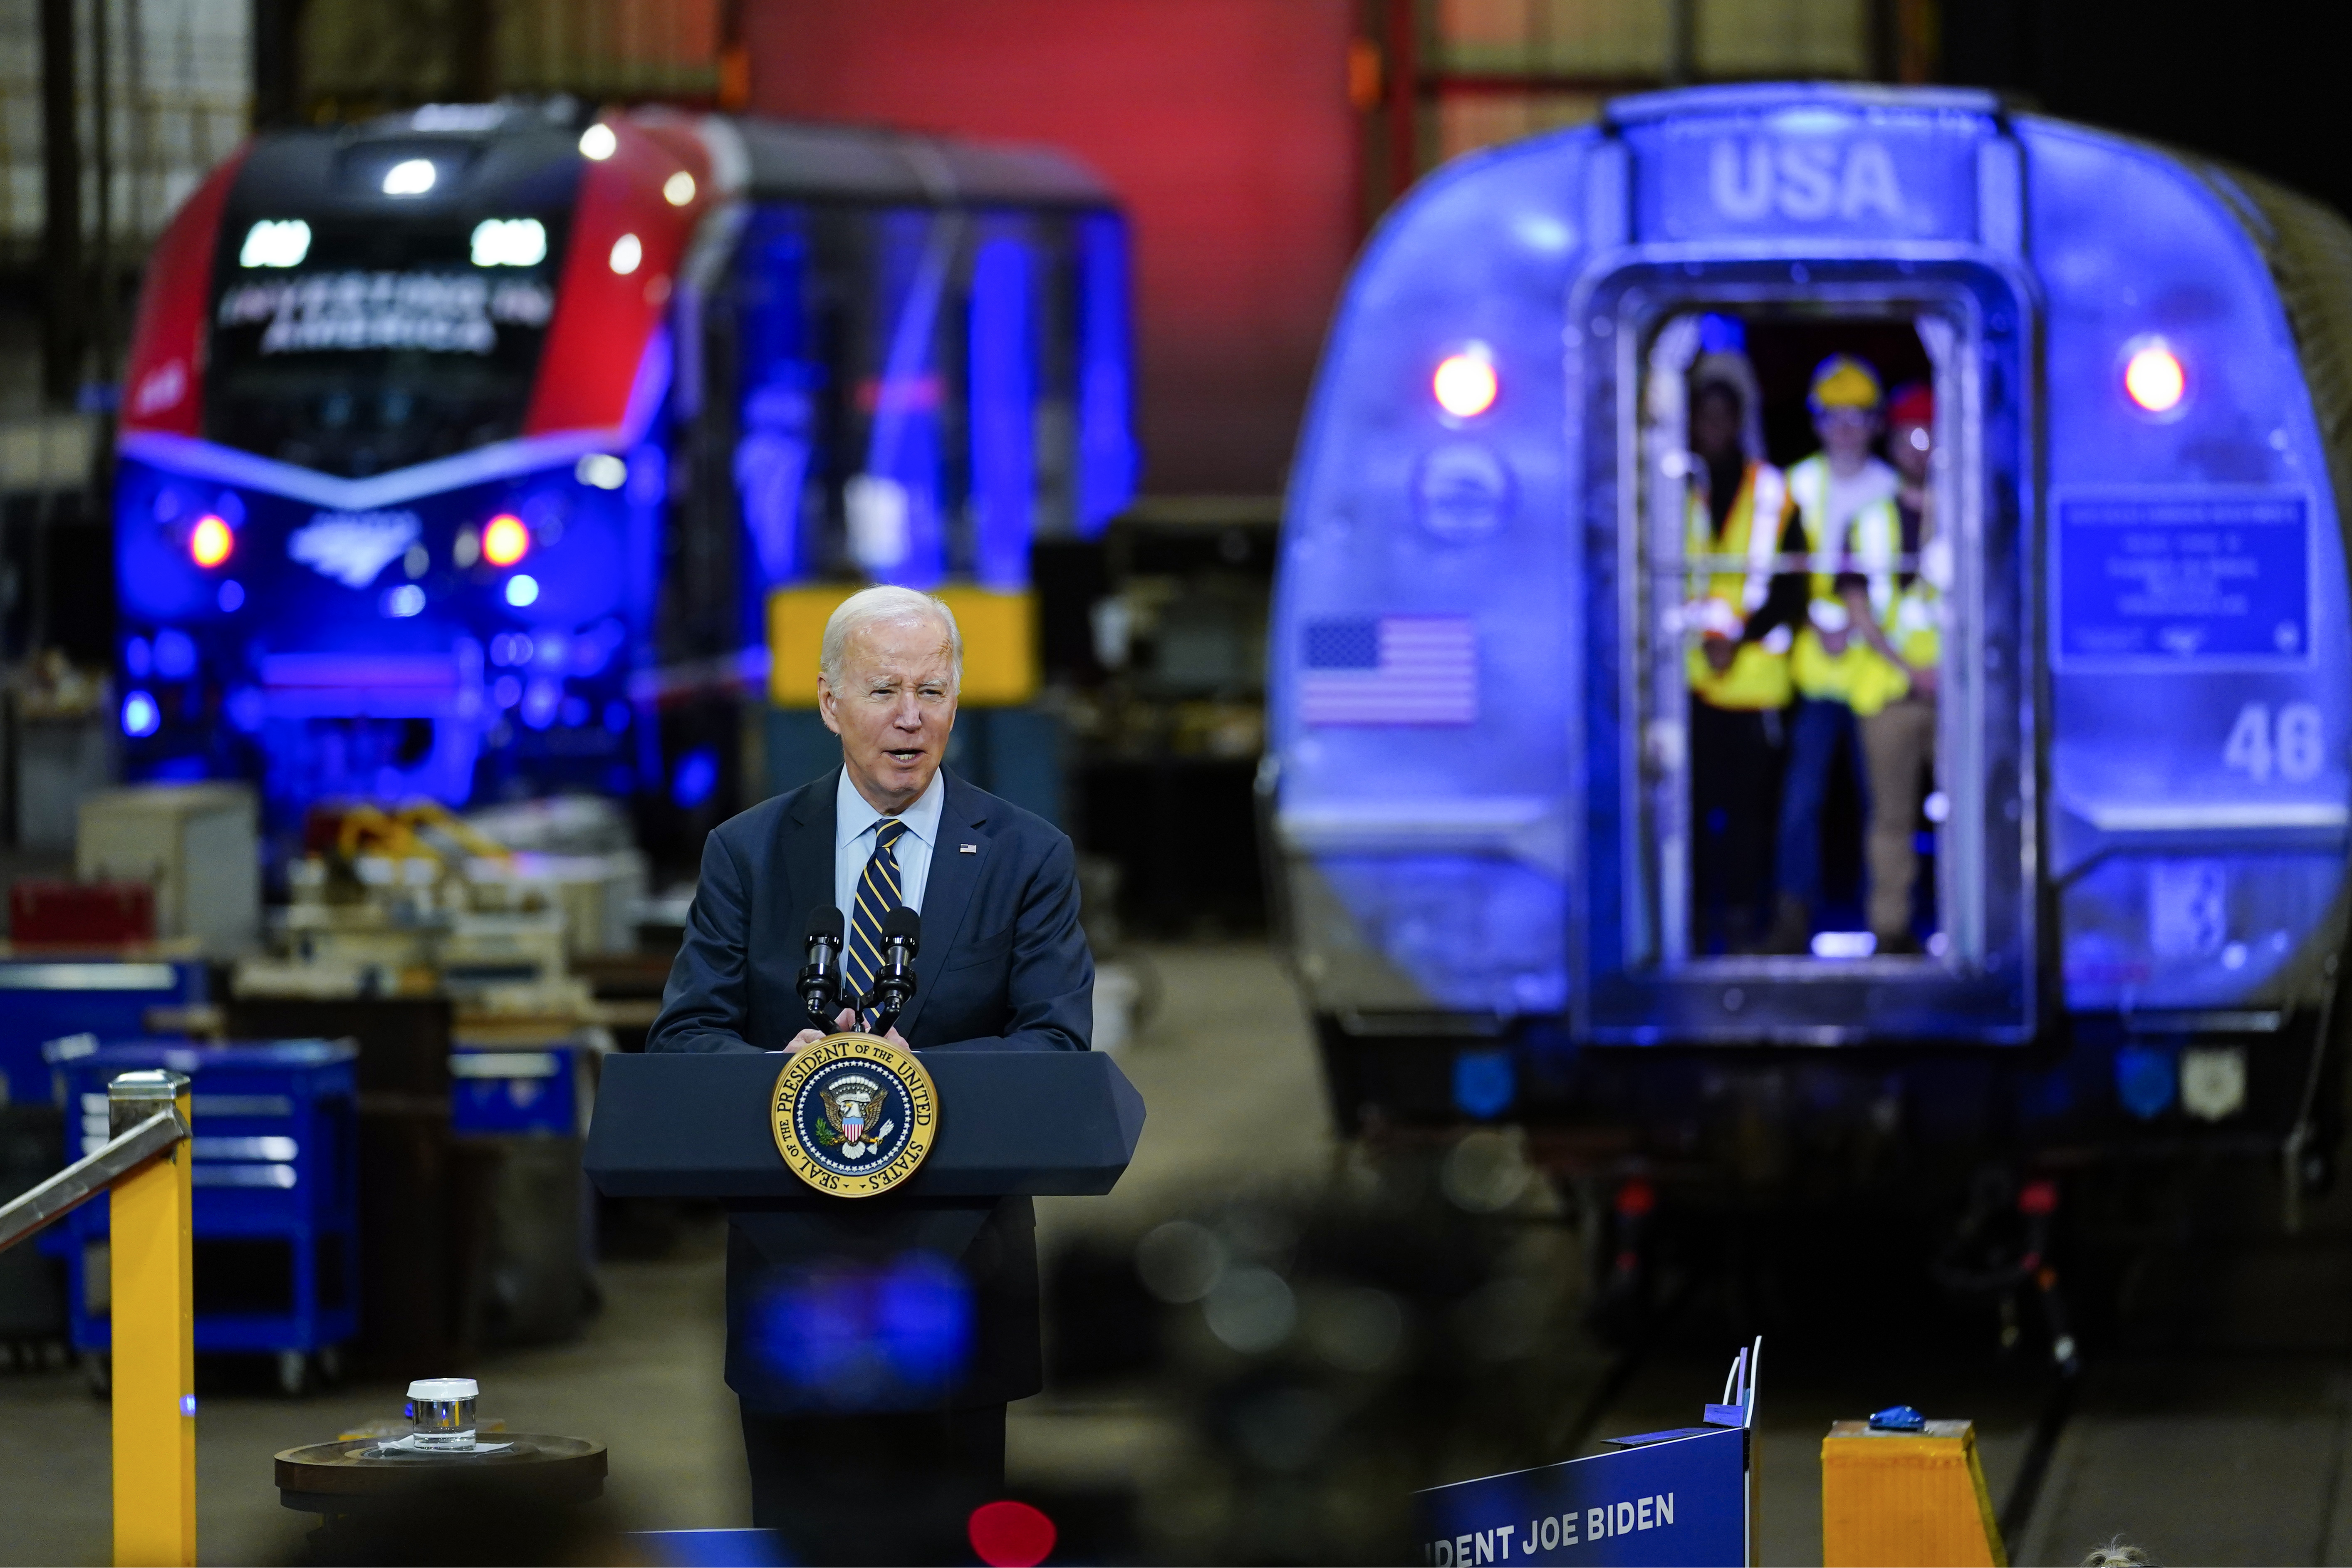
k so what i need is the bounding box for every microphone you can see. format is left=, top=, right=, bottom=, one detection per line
left=867, top=906, right=921, bottom=1034
left=798, top=906, right=846, bottom=1032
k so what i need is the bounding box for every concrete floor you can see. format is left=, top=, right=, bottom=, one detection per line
left=5, top=941, right=2352, bottom=1563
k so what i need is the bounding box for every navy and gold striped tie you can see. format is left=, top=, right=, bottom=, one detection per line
left=842, top=818, right=908, bottom=1026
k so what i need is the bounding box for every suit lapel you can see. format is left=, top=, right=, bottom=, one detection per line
left=783, top=769, right=840, bottom=932
left=896, top=770, right=989, bottom=1042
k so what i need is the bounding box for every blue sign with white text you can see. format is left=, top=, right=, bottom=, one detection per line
left=1415, top=1426, right=1746, bottom=1567
left=2055, top=490, right=2312, bottom=667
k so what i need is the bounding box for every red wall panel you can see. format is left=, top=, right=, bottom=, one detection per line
left=744, top=0, right=1359, bottom=496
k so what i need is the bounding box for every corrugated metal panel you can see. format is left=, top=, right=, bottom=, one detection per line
left=1434, top=90, right=1604, bottom=164
left=1433, top=0, right=1668, bottom=76
left=302, top=0, right=718, bottom=110
left=2221, top=162, right=2352, bottom=589
left=1693, top=0, right=1869, bottom=78
left=495, top=0, right=721, bottom=101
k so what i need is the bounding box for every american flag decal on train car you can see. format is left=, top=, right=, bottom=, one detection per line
left=1299, top=616, right=1478, bottom=726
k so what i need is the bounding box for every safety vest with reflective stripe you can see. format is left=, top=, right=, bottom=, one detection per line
left=1837, top=490, right=1946, bottom=716
left=1683, top=461, right=1794, bottom=711
left=1784, top=453, right=1897, bottom=705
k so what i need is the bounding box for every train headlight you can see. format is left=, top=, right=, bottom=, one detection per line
left=481, top=514, right=530, bottom=567
left=1433, top=347, right=1498, bottom=420
left=2123, top=339, right=2186, bottom=414
left=576, top=453, right=627, bottom=490
left=664, top=172, right=697, bottom=207
left=381, top=158, right=438, bottom=197
left=189, top=515, right=234, bottom=568
left=579, top=123, right=618, bottom=161
left=609, top=234, right=644, bottom=276
left=238, top=220, right=311, bottom=268
left=470, top=218, right=547, bottom=268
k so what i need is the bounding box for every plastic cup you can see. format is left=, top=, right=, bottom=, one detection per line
left=405, top=1377, right=480, bottom=1450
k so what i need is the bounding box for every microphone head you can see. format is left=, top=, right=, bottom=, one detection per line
left=882, top=906, right=921, bottom=947
left=806, top=905, right=845, bottom=941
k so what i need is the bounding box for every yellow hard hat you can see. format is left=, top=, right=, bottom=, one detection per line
left=1808, top=354, right=1883, bottom=412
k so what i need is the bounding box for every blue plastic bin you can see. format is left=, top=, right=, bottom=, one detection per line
left=451, top=1043, right=582, bottom=1136
left=49, top=1038, right=359, bottom=1389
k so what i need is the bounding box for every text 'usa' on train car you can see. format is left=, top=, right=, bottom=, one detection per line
left=1268, top=84, right=2352, bottom=1307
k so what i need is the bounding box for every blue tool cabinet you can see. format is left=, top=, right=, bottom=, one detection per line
left=0, top=957, right=207, bottom=1109
left=50, top=1038, right=359, bottom=1393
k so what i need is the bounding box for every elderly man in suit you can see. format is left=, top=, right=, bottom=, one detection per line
left=648, top=584, right=1091, bottom=1564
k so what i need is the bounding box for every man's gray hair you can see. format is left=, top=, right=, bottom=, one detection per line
left=819, top=585, right=963, bottom=686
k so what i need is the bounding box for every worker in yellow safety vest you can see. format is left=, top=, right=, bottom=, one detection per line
left=1833, top=381, right=1943, bottom=953
left=1682, top=352, right=1810, bottom=954
left=1762, top=354, right=1900, bottom=955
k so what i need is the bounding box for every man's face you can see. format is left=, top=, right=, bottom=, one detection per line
left=1690, top=388, right=1744, bottom=467
left=1814, top=405, right=1881, bottom=471
left=818, top=613, right=959, bottom=811
left=1890, top=419, right=1931, bottom=485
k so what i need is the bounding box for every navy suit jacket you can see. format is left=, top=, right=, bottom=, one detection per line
left=647, top=767, right=1091, bottom=1412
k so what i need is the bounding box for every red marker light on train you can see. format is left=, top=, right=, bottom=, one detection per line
left=2123, top=340, right=2185, bottom=414
left=189, top=515, right=234, bottom=568
left=1433, top=348, right=1498, bottom=419
left=481, top=514, right=531, bottom=567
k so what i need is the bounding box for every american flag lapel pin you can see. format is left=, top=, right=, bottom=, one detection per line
left=959, top=843, right=978, bottom=854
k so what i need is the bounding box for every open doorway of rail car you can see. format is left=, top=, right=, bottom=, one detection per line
left=1571, top=260, right=2034, bottom=1043
left=1656, top=311, right=1944, bottom=962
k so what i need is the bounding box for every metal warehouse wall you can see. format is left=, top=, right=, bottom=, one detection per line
left=742, top=0, right=1360, bottom=500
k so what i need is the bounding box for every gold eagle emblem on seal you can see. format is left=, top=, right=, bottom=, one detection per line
left=770, top=1032, right=938, bottom=1197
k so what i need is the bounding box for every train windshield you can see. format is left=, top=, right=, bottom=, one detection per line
left=203, top=212, right=567, bottom=478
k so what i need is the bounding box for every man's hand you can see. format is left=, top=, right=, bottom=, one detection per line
left=1906, top=662, right=1941, bottom=698
left=784, top=1009, right=914, bottom=1054
left=786, top=1008, right=859, bottom=1053
left=1701, top=635, right=1737, bottom=674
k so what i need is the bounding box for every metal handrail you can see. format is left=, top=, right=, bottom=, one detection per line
left=0, top=1108, right=187, bottom=1254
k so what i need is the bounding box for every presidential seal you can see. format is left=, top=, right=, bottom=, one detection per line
left=770, top=1033, right=938, bottom=1197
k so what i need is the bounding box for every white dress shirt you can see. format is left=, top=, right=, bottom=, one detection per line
left=833, top=766, right=944, bottom=926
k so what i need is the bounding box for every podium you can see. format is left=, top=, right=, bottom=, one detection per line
left=587, top=1047, right=1146, bottom=1412
left=583, top=1049, right=1145, bottom=1201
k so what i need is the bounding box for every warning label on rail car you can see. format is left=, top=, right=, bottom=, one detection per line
left=2054, top=489, right=2314, bottom=669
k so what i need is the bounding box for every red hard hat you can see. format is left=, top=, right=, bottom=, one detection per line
left=1888, top=384, right=1934, bottom=427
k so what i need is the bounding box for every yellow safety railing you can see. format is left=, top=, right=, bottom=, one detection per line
left=0, top=1069, right=196, bottom=1567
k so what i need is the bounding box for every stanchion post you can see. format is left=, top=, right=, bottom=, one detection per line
left=108, top=1070, right=196, bottom=1568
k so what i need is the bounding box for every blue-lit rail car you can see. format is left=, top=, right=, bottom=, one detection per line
left=112, top=105, right=1132, bottom=855
left=1270, top=85, right=2352, bottom=1204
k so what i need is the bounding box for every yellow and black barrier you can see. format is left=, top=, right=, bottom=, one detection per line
left=0, top=1069, right=197, bottom=1567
